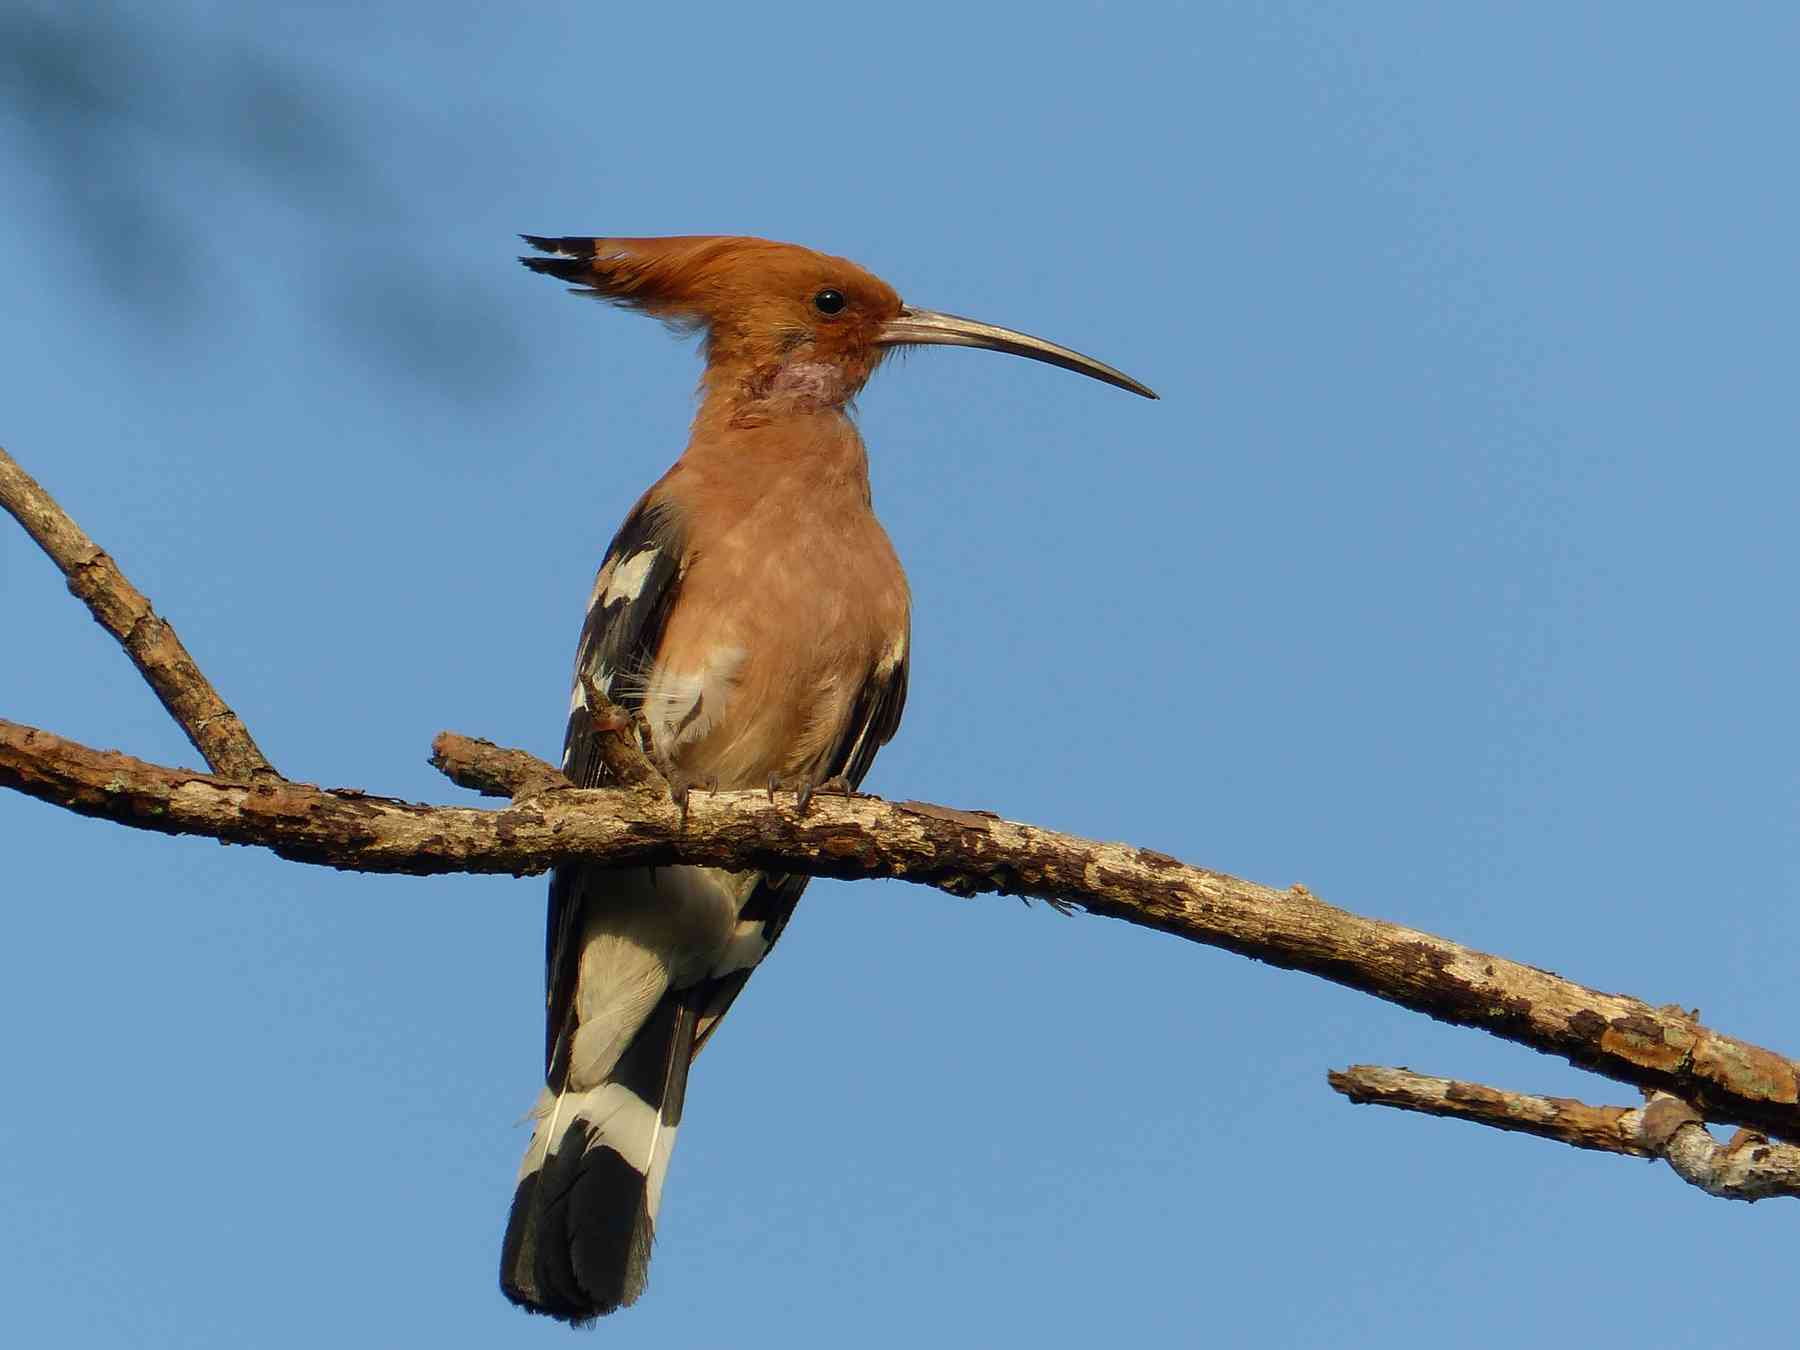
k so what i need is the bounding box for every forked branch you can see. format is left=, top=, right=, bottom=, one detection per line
left=4, top=441, right=1797, bottom=1181
left=1330, top=1065, right=1799, bottom=1200
left=0, top=447, right=275, bottom=780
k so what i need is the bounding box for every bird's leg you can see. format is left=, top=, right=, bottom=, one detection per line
left=627, top=702, right=709, bottom=820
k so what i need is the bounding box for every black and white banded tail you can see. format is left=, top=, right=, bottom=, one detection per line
left=500, top=987, right=699, bottom=1321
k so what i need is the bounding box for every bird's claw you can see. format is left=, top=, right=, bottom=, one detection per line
left=665, top=770, right=717, bottom=829
left=764, top=773, right=802, bottom=810
left=801, top=774, right=854, bottom=811
left=760, top=773, right=857, bottom=815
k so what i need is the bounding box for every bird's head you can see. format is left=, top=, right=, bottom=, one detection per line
left=520, top=234, right=1156, bottom=409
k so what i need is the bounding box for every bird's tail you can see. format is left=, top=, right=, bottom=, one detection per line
left=500, top=990, right=699, bottom=1322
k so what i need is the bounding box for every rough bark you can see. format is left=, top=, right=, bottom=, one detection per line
left=6, top=439, right=1799, bottom=1177
left=1330, top=1065, right=1800, bottom=1201
left=0, top=447, right=274, bottom=780
left=4, top=715, right=1797, bottom=1141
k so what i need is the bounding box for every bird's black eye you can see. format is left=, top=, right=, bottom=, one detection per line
left=813, top=288, right=847, bottom=315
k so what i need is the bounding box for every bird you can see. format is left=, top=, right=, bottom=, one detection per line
left=500, top=234, right=1155, bottom=1323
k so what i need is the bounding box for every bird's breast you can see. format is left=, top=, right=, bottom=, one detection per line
left=644, top=486, right=908, bottom=787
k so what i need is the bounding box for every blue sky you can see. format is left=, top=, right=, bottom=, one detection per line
left=3, top=2, right=1796, bottom=1345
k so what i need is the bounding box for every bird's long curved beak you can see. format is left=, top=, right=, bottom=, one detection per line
left=877, top=306, right=1158, bottom=400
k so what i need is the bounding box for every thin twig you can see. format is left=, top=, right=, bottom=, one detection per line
left=427, top=685, right=658, bottom=799
left=429, top=733, right=572, bottom=800
left=0, top=445, right=276, bottom=780
left=1329, top=1065, right=1800, bottom=1201
left=575, top=671, right=662, bottom=787
left=4, top=715, right=1797, bottom=1141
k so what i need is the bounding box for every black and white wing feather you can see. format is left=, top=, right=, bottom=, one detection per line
left=543, top=494, right=684, bottom=1080
left=504, top=490, right=909, bottom=1318
left=501, top=494, right=690, bottom=1322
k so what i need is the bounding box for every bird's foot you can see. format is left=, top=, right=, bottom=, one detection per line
left=765, top=772, right=856, bottom=815
left=664, top=769, right=717, bottom=829
left=817, top=773, right=856, bottom=805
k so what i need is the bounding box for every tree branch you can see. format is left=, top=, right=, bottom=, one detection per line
left=1329, top=1065, right=1800, bottom=1201
left=0, top=444, right=276, bottom=780
left=4, top=715, right=1797, bottom=1141
left=8, top=440, right=1799, bottom=1203
left=428, top=732, right=573, bottom=800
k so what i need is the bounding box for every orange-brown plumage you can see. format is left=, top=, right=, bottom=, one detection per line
left=503, top=233, right=1150, bottom=1324
left=521, top=236, right=904, bottom=409
left=646, top=413, right=909, bottom=788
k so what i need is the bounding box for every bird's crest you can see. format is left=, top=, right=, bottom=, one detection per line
left=520, top=233, right=1157, bottom=401
left=521, top=235, right=904, bottom=399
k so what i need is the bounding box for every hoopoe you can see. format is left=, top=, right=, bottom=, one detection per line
left=501, top=235, right=1154, bottom=1322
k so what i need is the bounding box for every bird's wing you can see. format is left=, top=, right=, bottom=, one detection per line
left=543, top=494, right=685, bottom=1082
left=689, top=637, right=910, bottom=1055
left=829, top=638, right=910, bottom=794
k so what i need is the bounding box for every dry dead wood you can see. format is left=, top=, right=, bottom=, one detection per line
left=4, top=441, right=1795, bottom=1195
